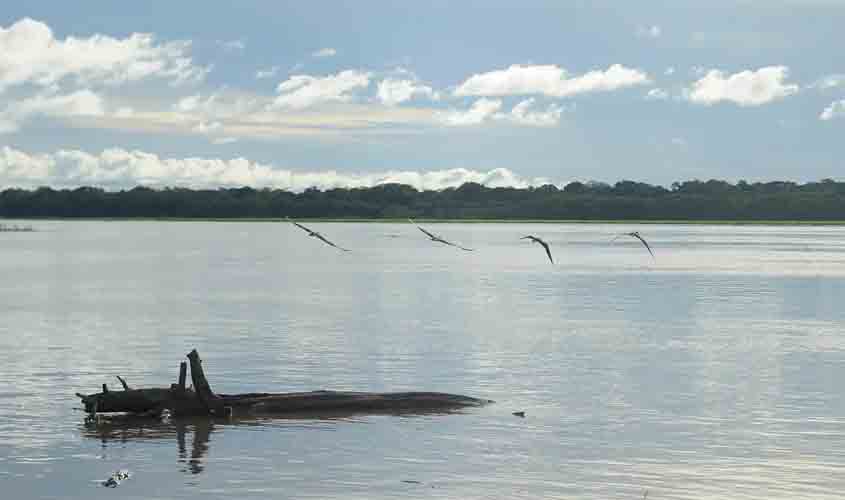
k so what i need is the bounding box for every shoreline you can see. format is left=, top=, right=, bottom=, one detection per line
left=3, top=217, right=845, bottom=226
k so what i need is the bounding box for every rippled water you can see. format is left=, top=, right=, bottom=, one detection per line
left=2, top=221, right=845, bottom=499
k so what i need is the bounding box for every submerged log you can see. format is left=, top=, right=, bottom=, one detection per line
left=77, top=349, right=491, bottom=418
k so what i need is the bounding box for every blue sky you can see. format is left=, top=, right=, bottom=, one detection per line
left=0, top=1, right=843, bottom=190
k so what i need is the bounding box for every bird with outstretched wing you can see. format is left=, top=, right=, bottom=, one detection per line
left=408, top=218, right=474, bottom=251
left=521, top=235, right=554, bottom=264
left=612, top=231, right=655, bottom=259
left=287, top=217, right=350, bottom=251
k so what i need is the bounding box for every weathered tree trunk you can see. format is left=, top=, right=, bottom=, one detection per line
left=77, top=349, right=491, bottom=418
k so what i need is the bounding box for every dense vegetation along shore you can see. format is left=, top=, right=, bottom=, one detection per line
left=3, top=178, right=845, bottom=221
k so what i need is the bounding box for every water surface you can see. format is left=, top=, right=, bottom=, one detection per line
left=2, top=221, right=845, bottom=499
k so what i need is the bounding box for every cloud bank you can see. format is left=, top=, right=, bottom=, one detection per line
left=0, top=145, right=554, bottom=191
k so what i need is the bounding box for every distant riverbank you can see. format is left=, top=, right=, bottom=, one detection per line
left=5, top=217, right=845, bottom=226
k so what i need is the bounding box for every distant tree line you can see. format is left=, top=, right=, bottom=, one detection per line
left=2, top=179, right=845, bottom=220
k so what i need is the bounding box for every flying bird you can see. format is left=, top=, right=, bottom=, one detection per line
left=408, top=218, right=473, bottom=251
left=521, top=235, right=554, bottom=264
left=613, top=231, right=655, bottom=259
left=287, top=218, right=350, bottom=251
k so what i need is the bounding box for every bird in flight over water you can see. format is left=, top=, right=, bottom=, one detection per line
left=521, top=235, right=554, bottom=264
left=287, top=218, right=350, bottom=251
left=408, top=218, right=474, bottom=251
left=613, top=231, right=655, bottom=259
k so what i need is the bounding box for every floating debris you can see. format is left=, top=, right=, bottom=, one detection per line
left=512, top=411, right=525, bottom=418
left=101, top=470, right=131, bottom=488
left=76, top=349, right=492, bottom=418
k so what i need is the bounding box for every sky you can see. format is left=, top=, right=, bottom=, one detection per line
left=0, top=1, right=843, bottom=191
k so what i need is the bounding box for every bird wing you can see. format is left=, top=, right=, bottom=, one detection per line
left=290, top=219, right=314, bottom=234
left=412, top=222, right=439, bottom=240
left=539, top=240, right=554, bottom=264
left=314, top=233, right=350, bottom=252
left=632, top=233, right=655, bottom=259
left=433, top=236, right=473, bottom=251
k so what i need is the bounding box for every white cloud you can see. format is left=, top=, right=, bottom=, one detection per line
left=219, top=39, right=246, bottom=52
left=255, top=66, right=279, bottom=79
left=453, top=63, right=650, bottom=98
left=820, top=99, right=845, bottom=121
left=0, top=118, right=18, bottom=133
left=812, top=74, right=845, bottom=90
left=376, top=78, right=436, bottom=105
left=497, top=98, right=564, bottom=127
left=438, top=98, right=502, bottom=126
left=0, top=145, right=554, bottom=190
left=192, top=120, right=222, bottom=133
left=272, top=70, right=371, bottom=109
left=686, top=66, right=799, bottom=106
left=175, top=94, right=202, bottom=112
left=173, top=91, right=258, bottom=118
left=312, top=47, right=337, bottom=58
left=636, top=25, right=662, bottom=38
left=11, top=89, right=105, bottom=118
left=114, top=106, right=134, bottom=118
left=645, top=88, right=669, bottom=100
left=0, top=89, right=105, bottom=133
left=0, top=17, right=207, bottom=92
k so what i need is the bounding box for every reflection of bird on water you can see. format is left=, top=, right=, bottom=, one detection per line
left=613, top=231, right=655, bottom=259
left=521, top=235, right=554, bottom=264
left=287, top=217, right=350, bottom=251
left=408, top=218, right=473, bottom=251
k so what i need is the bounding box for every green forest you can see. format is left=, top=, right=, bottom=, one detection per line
left=2, top=179, right=845, bottom=220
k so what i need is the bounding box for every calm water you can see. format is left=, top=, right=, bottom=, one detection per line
left=2, top=221, right=845, bottom=499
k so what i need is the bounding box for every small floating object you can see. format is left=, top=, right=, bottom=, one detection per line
left=401, top=480, right=422, bottom=484
left=101, top=470, right=131, bottom=488
left=512, top=411, right=525, bottom=418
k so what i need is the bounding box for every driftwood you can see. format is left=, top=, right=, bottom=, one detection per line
left=77, top=349, right=491, bottom=418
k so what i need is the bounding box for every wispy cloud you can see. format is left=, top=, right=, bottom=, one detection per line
left=272, top=70, right=371, bottom=109
left=377, top=78, right=437, bottom=105
left=645, top=88, right=669, bottom=100
left=500, top=98, right=564, bottom=127
left=636, top=25, right=662, bottom=39
left=218, top=39, right=246, bottom=52
left=255, top=66, right=279, bottom=79
left=811, top=74, right=845, bottom=90
left=820, top=99, right=845, bottom=121
left=311, top=47, right=337, bottom=58
left=438, top=98, right=503, bottom=126
left=0, top=89, right=105, bottom=133
left=0, top=145, right=554, bottom=190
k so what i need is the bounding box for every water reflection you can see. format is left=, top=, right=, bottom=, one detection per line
left=82, top=416, right=217, bottom=475
left=80, top=406, right=473, bottom=477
